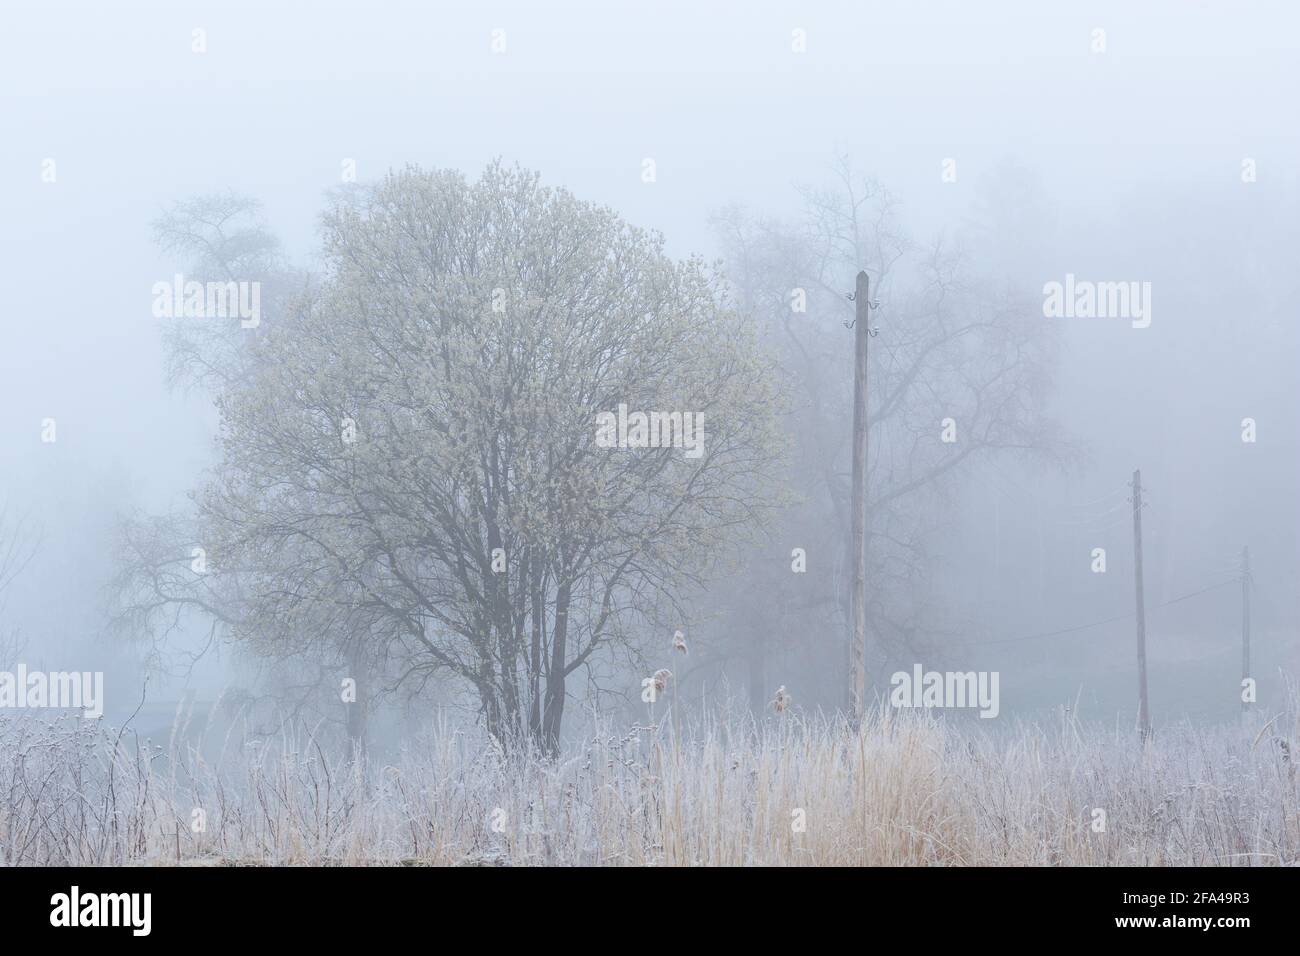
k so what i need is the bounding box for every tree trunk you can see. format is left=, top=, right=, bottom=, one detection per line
left=345, top=645, right=368, bottom=764
left=541, top=579, right=572, bottom=753
left=529, top=556, right=543, bottom=738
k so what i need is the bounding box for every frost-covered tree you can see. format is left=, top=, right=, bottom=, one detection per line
left=123, top=163, right=784, bottom=750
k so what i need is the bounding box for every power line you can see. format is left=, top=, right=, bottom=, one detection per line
left=1061, top=483, right=1131, bottom=510
left=967, top=463, right=1137, bottom=530
left=949, top=577, right=1239, bottom=647
left=950, top=609, right=1132, bottom=648
left=1158, top=578, right=1239, bottom=609
left=984, top=460, right=1130, bottom=518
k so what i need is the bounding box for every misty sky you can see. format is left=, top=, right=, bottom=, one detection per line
left=1, top=0, right=1296, bottom=724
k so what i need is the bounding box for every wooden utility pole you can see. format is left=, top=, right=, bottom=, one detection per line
left=1241, top=545, right=1251, bottom=717
left=849, top=270, right=870, bottom=721
left=1131, top=469, right=1151, bottom=740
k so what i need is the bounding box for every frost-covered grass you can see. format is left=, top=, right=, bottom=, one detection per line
left=1, top=705, right=1296, bottom=866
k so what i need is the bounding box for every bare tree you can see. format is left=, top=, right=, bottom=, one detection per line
left=115, top=193, right=373, bottom=745
left=710, top=157, right=1066, bottom=708
left=0, top=507, right=38, bottom=665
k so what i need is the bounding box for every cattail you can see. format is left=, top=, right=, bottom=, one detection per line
left=652, top=669, right=673, bottom=694
left=772, top=685, right=791, bottom=713
left=672, top=630, right=687, bottom=655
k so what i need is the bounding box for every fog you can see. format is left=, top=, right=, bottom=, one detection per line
left=1, top=0, right=1296, bottom=755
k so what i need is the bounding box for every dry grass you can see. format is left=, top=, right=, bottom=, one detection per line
left=1, top=705, right=1296, bottom=866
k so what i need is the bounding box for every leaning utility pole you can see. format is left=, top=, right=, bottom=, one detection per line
left=1240, top=545, right=1251, bottom=718
left=849, top=270, right=870, bottom=721
left=1131, top=469, right=1151, bottom=740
